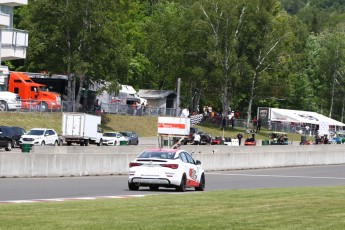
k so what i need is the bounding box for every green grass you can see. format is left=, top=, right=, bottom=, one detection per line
left=0, top=112, right=307, bottom=141
left=1, top=187, right=345, bottom=229
left=0, top=112, right=158, bottom=137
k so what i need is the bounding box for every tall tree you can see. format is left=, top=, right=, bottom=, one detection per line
left=191, top=0, right=246, bottom=116
left=236, top=0, right=295, bottom=126
left=18, top=0, right=131, bottom=110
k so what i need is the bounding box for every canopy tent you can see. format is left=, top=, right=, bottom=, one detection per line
left=258, top=107, right=345, bottom=127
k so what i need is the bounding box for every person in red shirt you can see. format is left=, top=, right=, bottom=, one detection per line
left=252, top=117, right=257, bottom=129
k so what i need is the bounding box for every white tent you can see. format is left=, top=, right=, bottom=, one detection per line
left=269, top=108, right=345, bottom=127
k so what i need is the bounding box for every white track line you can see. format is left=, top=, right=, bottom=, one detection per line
left=0, top=194, right=151, bottom=204
left=206, top=172, right=345, bottom=180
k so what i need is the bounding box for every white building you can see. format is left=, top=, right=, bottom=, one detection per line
left=0, top=0, right=28, bottom=89
left=0, top=0, right=28, bottom=61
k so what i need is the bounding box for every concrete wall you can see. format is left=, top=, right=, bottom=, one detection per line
left=1, top=145, right=345, bottom=178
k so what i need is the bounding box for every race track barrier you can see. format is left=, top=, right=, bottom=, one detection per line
left=1, top=145, right=345, bottom=177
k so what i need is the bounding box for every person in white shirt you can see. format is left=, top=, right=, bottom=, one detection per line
left=181, top=107, right=189, bottom=118
left=193, top=132, right=201, bottom=145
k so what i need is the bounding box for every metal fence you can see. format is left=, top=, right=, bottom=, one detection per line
left=0, top=100, right=179, bottom=116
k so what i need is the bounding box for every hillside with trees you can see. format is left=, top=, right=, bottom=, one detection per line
left=7, top=0, right=345, bottom=123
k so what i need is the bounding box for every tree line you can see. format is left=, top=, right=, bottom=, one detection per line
left=7, top=0, right=345, bottom=124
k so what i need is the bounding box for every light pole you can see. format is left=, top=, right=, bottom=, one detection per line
left=176, top=78, right=181, bottom=117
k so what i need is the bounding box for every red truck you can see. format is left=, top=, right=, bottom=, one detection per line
left=7, top=72, right=61, bottom=111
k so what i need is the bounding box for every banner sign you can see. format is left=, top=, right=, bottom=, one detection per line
left=158, top=117, right=190, bottom=135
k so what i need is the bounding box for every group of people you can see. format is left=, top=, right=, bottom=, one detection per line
left=270, top=133, right=288, bottom=144
left=131, top=101, right=149, bottom=116
left=220, top=111, right=239, bottom=130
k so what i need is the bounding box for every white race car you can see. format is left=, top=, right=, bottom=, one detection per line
left=128, top=148, right=205, bottom=192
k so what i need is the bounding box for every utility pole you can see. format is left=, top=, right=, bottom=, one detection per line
left=176, top=78, right=181, bottom=117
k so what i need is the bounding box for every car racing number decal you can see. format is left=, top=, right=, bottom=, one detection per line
left=189, top=168, right=197, bottom=180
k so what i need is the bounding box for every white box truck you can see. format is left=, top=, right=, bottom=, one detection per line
left=61, top=113, right=103, bottom=146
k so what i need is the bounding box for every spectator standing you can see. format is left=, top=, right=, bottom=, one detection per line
left=256, top=119, right=261, bottom=133
left=131, top=102, right=137, bottom=115
left=305, top=124, right=310, bottom=135
left=237, top=133, right=243, bottom=146
left=228, top=111, right=234, bottom=120
left=221, top=115, right=227, bottom=130
left=181, top=107, right=189, bottom=118
left=252, top=117, right=257, bottom=130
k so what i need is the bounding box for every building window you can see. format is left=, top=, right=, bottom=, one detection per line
left=0, top=5, right=13, bottom=28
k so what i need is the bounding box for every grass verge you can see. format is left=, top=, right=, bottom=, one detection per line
left=1, top=187, right=345, bottom=229
left=1, top=112, right=308, bottom=141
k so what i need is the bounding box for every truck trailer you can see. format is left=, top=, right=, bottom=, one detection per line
left=61, top=113, right=103, bottom=146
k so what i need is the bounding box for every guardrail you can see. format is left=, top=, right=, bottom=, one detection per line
left=1, top=145, right=345, bottom=178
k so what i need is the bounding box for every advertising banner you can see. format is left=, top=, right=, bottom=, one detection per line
left=158, top=117, right=190, bottom=135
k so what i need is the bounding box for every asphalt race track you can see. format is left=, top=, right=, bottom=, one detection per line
left=1, top=164, right=345, bottom=202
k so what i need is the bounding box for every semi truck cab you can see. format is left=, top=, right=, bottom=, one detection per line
left=8, top=72, right=61, bottom=111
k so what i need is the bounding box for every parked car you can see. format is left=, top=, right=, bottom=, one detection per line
left=183, top=127, right=212, bottom=145
left=9, top=126, right=26, bottom=148
left=128, top=148, right=205, bottom=192
left=0, top=126, right=15, bottom=151
left=119, top=131, right=139, bottom=145
left=102, top=132, right=127, bottom=146
left=20, top=128, right=59, bottom=146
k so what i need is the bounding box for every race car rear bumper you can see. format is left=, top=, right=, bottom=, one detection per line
left=131, top=177, right=171, bottom=185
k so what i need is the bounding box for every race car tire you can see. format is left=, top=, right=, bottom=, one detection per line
left=195, top=173, right=205, bottom=191
left=149, top=185, right=159, bottom=191
left=176, top=174, right=186, bottom=192
left=128, top=182, right=139, bottom=191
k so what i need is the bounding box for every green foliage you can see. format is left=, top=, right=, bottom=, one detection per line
left=6, top=0, right=345, bottom=121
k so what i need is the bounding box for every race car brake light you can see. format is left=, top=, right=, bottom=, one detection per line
left=161, top=164, right=179, bottom=169
left=129, top=162, right=141, bottom=167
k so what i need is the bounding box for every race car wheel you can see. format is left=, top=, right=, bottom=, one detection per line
left=177, top=174, right=186, bottom=192
left=149, top=185, right=159, bottom=191
left=195, top=173, right=205, bottom=191
left=128, top=182, right=139, bottom=191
